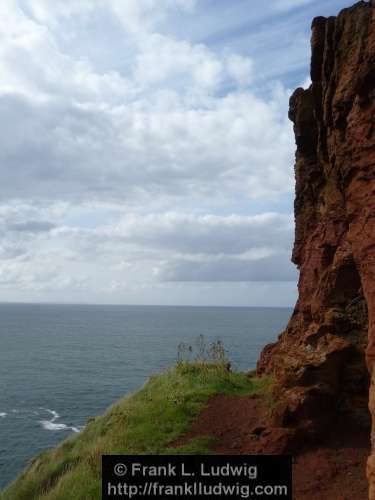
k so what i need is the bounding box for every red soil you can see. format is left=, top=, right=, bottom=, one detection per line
left=173, top=394, right=369, bottom=500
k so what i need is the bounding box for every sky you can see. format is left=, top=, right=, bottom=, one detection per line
left=0, top=0, right=353, bottom=307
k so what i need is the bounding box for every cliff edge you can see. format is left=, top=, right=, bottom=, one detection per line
left=257, top=0, right=375, bottom=496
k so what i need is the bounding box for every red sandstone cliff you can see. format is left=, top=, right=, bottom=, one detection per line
left=257, top=1, right=375, bottom=496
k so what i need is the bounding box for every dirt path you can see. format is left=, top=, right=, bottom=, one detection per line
left=173, top=394, right=369, bottom=500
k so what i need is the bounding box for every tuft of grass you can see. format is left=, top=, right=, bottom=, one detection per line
left=166, top=436, right=218, bottom=455
left=255, top=375, right=276, bottom=417
left=2, top=363, right=271, bottom=500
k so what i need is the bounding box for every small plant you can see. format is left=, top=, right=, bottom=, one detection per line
left=208, top=339, right=227, bottom=365
left=177, top=342, right=193, bottom=363
left=195, top=334, right=207, bottom=363
left=177, top=335, right=228, bottom=366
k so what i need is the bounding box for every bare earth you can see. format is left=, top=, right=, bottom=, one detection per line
left=173, top=395, right=369, bottom=500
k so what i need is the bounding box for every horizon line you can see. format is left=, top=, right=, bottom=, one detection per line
left=0, top=300, right=294, bottom=309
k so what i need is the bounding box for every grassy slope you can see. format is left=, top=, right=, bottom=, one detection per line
left=1, top=363, right=271, bottom=500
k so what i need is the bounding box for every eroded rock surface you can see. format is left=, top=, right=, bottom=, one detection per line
left=257, top=1, right=375, bottom=496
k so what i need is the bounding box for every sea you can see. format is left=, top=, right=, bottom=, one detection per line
left=0, top=303, right=291, bottom=489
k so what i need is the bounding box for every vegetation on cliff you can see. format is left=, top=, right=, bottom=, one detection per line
left=1, top=362, right=270, bottom=500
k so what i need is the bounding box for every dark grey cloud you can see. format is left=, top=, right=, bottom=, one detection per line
left=0, top=245, right=28, bottom=260
left=7, top=220, right=55, bottom=233
left=159, top=254, right=298, bottom=282
left=110, top=212, right=294, bottom=255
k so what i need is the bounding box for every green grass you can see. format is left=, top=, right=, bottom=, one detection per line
left=1, top=362, right=271, bottom=500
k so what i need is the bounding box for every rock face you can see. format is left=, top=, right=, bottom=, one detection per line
left=257, top=1, right=375, bottom=496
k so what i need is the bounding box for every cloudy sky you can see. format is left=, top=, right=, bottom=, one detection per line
left=0, top=0, right=350, bottom=306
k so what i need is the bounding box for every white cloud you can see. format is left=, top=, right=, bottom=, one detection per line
left=225, top=54, right=254, bottom=86
left=0, top=0, right=305, bottom=305
left=27, top=0, right=95, bottom=26
left=0, top=0, right=293, bottom=208
left=0, top=90, right=294, bottom=204
left=134, top=34, right=224, bottom=90
left=107, top=0, right=197, bottom=34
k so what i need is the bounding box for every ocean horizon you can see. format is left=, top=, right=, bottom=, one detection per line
left=0, top=301, right=294, bottom=308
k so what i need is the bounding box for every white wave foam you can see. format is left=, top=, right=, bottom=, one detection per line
left=9, top=408, right=40, bottom=418
left=44, top=409, right=59, bottom=419
left=40, top=421, right=69, bottom=431
left=39, top=408, right=81, bottom=433
left=0, top=412, right=6, bottom=418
